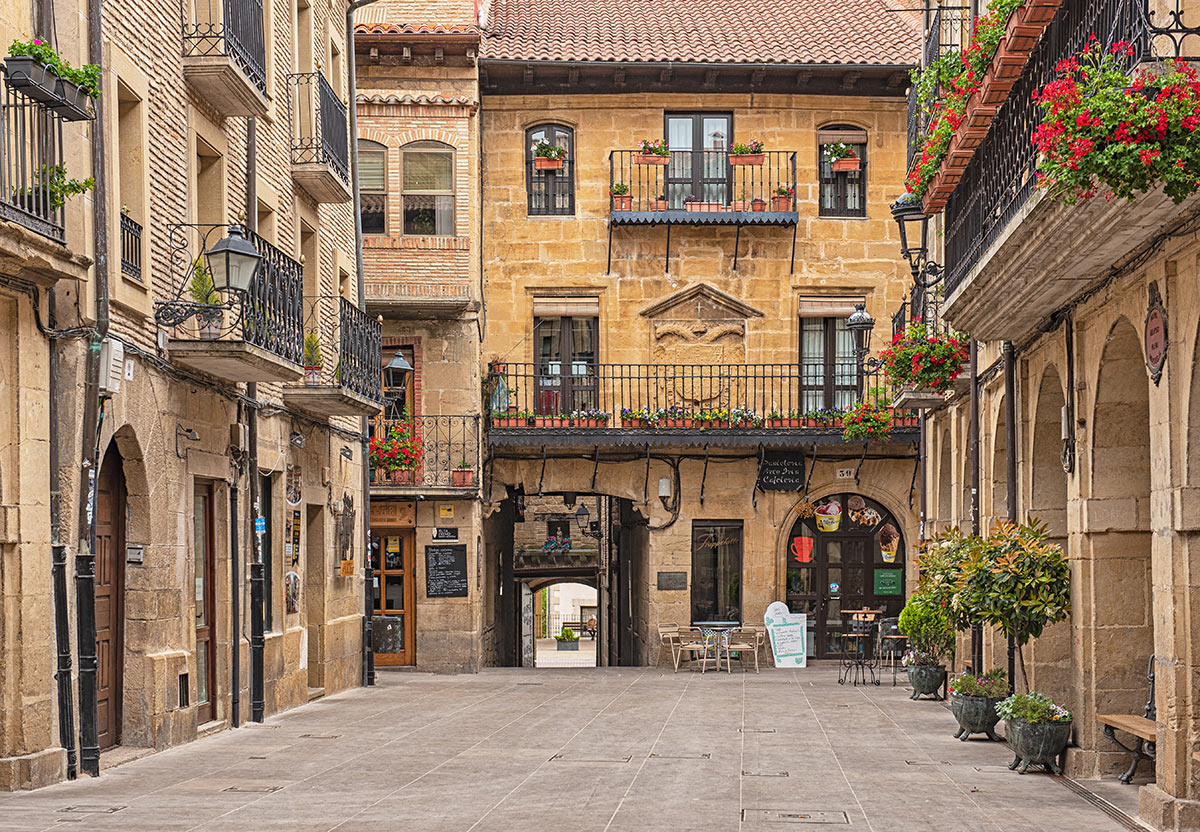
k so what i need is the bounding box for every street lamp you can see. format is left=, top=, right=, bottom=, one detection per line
left=574, top=502, right=601, bottom=539
left=890, top=192, right=942, bottom=288
left=205, top=224, right=262, bottom=294
left=847, top=302, right=876, bottom=366
left=384, top=350, right=414, bottom=417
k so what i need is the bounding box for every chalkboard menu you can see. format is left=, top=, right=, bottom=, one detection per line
left=425, top=544, right=469, bottom=598
left=756, top=451, right=806, bottom=492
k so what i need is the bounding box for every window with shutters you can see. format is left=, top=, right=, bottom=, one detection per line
left=401, top=140, right=455, bottom=235
left=358, top=139, right=387, bottom=234
left=818, top=125, right=867, bottom=218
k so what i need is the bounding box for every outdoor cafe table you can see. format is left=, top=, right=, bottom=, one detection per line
left=838, top=608, right=883, bottom=686
left=693, top=621, right=739, bottom=672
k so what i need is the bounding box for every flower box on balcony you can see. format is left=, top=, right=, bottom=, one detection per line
left=767, top=418, right=803, bottom=428
left=623, top=418, right=651, bottom=429
left=534, top=156, right=564, bottom=170
left=533, top=416, right=569, bottom=428
left=569, top=418, right=609, bottom=428
left=729, top=153, right=764, bottom=166
left=684, top=201, right=724, bottom=213
left=1020, top=0, right=1060, bottom=26
left=633, top=153, right=670, bottom=165
left=658, top=417, right=694, bottom=428
left=390, top=469, right=418, bottom=485
left=832, top=157, right=861, bottom=172
left=51, top=79, right=94, bottom=121
left=654, top=197, right=668, bottom=211
left=492, top=416, right=531, bottom=427
left=893, top=385, right=947, bottom=410
left=3, top=56, right=60, bottom=104
left=730, top=200, right=751, bottom=211
left=451, top=469, right=476, bottom=488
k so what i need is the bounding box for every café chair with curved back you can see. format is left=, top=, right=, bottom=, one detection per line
left=877, top=616, right=906, bottom=687
left=726, top=628, right=764, bottom=673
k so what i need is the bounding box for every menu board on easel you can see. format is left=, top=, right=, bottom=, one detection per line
left=764, top=601, right=807, bottom=668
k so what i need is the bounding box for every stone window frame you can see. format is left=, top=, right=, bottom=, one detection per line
left=817, top=124, right=868, bottom=219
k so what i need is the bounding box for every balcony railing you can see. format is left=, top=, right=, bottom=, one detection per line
left=120, top=212, right=142, bottom=281
left=243, top=230, right=303, bottom=363
left=370, top=415, right=481, bottom=489
left=287, top=71, right=349, bottom=184
left=485, top=363, right=919, bottom=437
left=943, top=0, right=1197, bottom=295
left=907, top=6, right=973, bottom=167
left=182, top=0, right=267, bottom=95
left=0, top=78, right=66, bottom=243
left=296, top=294, right=382, bottom=399
left=607, top=149, right=799, bottom=223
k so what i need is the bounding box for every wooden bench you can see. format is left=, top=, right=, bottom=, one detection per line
left=1098, top=654, right=1157, bottom=784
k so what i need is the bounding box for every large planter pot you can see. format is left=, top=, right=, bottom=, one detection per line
left=4, top=57, right=61, bottom=104
left=304, top=366, right=322, bottom=386
left=197, top=310, right=224, bottom=340
left=951, top=694, right=1005, bottom=741
left=1006, top=719, right=1072, bottom=774
left=556, top=639, right=580, bottom=651
left=907, top=665, right=946, bottom=700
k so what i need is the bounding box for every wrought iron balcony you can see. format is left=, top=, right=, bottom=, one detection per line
left=485, top=362, right=919, bottom=447
left=0, top=79, right=67, bottom=244
left=158, top=225, right=304, bottom=382
left=287, top=71, right=350, bottom=203
left=281, top=295, right=383, bottom=418
left=369, top=415, right=481, bottom=491
left=120, top=212, right=142, bottom=282
left=940, top=0, right=1200, bottom=339
left=182, top=0, right=268, bottom=117
left=907, top=5, right=972, bottom=168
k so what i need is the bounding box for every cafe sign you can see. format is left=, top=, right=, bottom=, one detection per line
left=1145, top=282, right=1167, bottom=385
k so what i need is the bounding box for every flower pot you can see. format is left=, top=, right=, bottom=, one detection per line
left=611, top=194, right=632, bottom=210
left=451, top=469, right=476, bottom=488
left=654, top=197, right=668, bottom=211
left=771, top=195, right=792, bottom=211
left=729, top=153, right=765, bottom=166
left=304, top=366, right=322, bottom=386
left=197, top=310, right=223, bottom=340
left=893, top=384, right=946, bottom=409
left=391, top=469, right=417, bottom=485
left=729, top=200, right=750, bottom=212
left=1005, top=719, right=1072, bottom=774
left=685, top=201, right=723, bottom=213
left=3, top=57, right=61, bottom=104
left=767, top=418, right=801, bottom=428
left=51, top=78, right=94, bottom=121
left=832, top=157, right=861, bottom=172
left=623, top=417, right=649, bottom=428
left=750, top=198, right=766, bottom=212
left=570, top=418, right=608, bottom=428
left=951, top=694, right=1005, bottom=741
left=492, top=416, right=529, bottom=427
left=633, top=153, right=669, bottom=165
left=533, top=417, right=567, bottom=428
left=907, top=665, right=946, bottom=700
left=534, top=156, right=563, bottom=170
left=555, top=639, right=580, bottom=651
left=659, top=417, right=693, bottom=428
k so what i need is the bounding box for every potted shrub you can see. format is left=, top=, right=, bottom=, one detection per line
left=825, top=141, right=861, bottom=172
left=610, top=182, right=632, bottom=210
left=555, top=627, right=580, bottom=651
left=841, top=400, right=892, bottom=444
left=996, top=692, right=1073, bottom=774
left=949, top=668, right=1008, bottom=742
left=188, top=258, right=223, bottom=340
left=451, top=459, right=475, bottom=488
left=633, top=138, right=669, bottom=165
left=531, top=137, right=566, bottom=170
left=729, top=139, right=765, bottom=165
left=771, top=185, right=794, bottom=211
left=569, top=409, right=610, bottom=428
left=880, top=321, right=969, bottom=408
left=898, top=592, right=954, bottom=700
left=5, top=39, right=63, bottom=103
left=302, top=331, right=323, bottom=385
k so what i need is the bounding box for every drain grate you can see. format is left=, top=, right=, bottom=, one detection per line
left=222, top=785, right=283, bottom=793
left=905, top=760, right=952, bottom=766
left=516, top=682, right=544, bottom=686
left=742, top=809, right=849, bottom=824
left=550, top=753, right=631, bottom=763
left=649, top=752, right=710, bottom=760
left=972, top=765, right=1016, bottom=773
left=248, top=755, right=269, bottom=760
left=1053, top=775, right=1147, bottom=832
left=58, top=806, right=125, bottom=815
left=743, top=770, right=790, bottom=777
left=739, top=728, right=777, bottom=733
left=297, top=733, right=341, bottom=739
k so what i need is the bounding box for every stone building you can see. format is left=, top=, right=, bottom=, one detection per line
left=355, top=0, right=926, bottom=670
left=911, top=0, right=1200, bottom=828
left=1, top=0, right=376, bottom=789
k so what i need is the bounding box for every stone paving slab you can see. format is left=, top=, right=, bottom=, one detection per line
left=0, top=666, right=1143, bottom=832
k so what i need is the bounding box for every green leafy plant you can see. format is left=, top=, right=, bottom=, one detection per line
left=995, top=691, right=1072, bottom=724
left=879, top=321, right=969, bottom=391
left=456, top=458, right=472, bottom=470
left=8, top=39, right=101, bottom=98
left=898, top=591, right=955, bottom=664
left=823, top=141, right=858, bottom=163
left=841, top=400, right=892, bottom=443
left=636, top=138, right=669, bottom=156
left=187, top=258, right=220, bottom=305
left=609, top=182, right=630, bottom=195
left=915, top=528, right=978, bottom=632
left=303, top=331, right=323, bottom=367
left=62, top=62, right=101, bottom=98
left=774, top=185, right=795, bottom=197
left=730, top=139, right=764, bottom=155
left=556, top=627, right=580, bottom=642
left=1033, top=40, right=1200, bottom=204
left=949, top=668, right=1008, bottom=698
left=530, top=138, right=567, bottom=160
left=20, top=164, right=94, bottom=210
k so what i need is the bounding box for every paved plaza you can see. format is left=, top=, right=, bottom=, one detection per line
left=0, top=666, right=1144, bottom=832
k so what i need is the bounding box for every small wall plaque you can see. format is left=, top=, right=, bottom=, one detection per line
left=125, top=544, right=145, bottom=564
left=657, top=571, right=687, bottom=590
left=433, top=527, right=458, bottom=541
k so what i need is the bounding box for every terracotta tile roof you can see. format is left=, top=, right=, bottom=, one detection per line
left=481, top=0, right=921, bottom=65
left=355, top=22, right=480, bottom=36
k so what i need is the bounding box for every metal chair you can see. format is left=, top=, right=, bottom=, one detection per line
left=726, top=628, right=764, bottom=673
left=839, top=611, right=881, bottom=686
left=877, top=616, right=906, bottom=687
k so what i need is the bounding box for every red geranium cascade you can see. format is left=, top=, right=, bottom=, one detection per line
left=369, top=421, right=423, bottom=472
left=879, top=321, right=969, bottom=392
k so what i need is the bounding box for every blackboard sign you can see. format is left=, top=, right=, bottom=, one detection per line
left=425, top=544, right=469, bottom=598
left=756, top=451, right=806, bottom=491
left=433, top=527, right=458, bottom=541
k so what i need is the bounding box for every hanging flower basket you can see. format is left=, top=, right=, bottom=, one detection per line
left=880, top=322, right=969, bottom=393
left=3, top=55, right=60, bottom=104
left=832, top=157, right=861, bottom=172
left=634, top=138, right=669, bottom=164
left=534, top=157, right=563, bottom=170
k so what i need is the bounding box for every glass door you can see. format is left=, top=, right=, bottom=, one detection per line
left=664, top=113, right=731, bottom=208
left=371, top=528, right=416, bottom=666
left=534, top=316, right=597, bottom=416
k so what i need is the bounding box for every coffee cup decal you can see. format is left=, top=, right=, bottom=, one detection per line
left=791, top=536, right=814, bottom=563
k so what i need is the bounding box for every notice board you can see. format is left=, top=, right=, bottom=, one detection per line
left=425, top=544, right=468, bottom=598
left=755, top=451, right=806, bottom=492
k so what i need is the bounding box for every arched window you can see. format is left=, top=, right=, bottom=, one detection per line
left=818, top=125, right=867, bottom=218
left=358, top=139, right=387, bottom=234
left=401, top=140, right=455, bottom=235
left=526, top=123, right=574, bottom=216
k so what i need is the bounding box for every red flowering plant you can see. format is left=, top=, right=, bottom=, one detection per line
left=369, top=420, right=423, bottom=472
left=879, top=321, right=968, bottom=392
left=841, top=400, right=893, bottom=444
left=1033, top=37, right=1200, bottom=204
left=906, top=0, right=1025, bottom=198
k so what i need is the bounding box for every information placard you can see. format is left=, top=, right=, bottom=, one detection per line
left=425, top=544, right=469, bottom=598
left=764, top=601, right=807, bottom=668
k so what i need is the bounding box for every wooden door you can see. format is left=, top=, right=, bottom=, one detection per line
left=371, top=528, right=415, bottom=666
left=193, top=481, right=217, bottom=723
left=95, top=451, right=125, bottom=750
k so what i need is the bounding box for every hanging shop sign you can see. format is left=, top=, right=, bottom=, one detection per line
left=1145, top=282, right=1168, bottom=385
left=372, top=500, right=415, bottom=527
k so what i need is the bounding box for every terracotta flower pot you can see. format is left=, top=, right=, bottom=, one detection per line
left=654, top=197, right=668, bottom=210
left=685, top=201, right=723, bottom=213
left=570, top=418, right=608, bottom=428
left=304, top=366, right=322, bottom=386
left=750, top=198, right=766, bottom=212
left=611, top=194, right=632, bottom=210
left=729, top=200, right=750, bottom=211
left=633, top=153, right=669, bottom=165
left=534, top=156, right=563, bottom=170
left=771, top=195, right=792, bottom=211
left=832, top=157, right=860, bottom=172
left=729, top=153, right=765, bottom=166
left=451, top=469, right=476, bottom=488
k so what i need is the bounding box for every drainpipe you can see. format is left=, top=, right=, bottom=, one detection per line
left=75, top=0, right=112, bottom=775
left=230, top=453, right=240, bottom=728
left=246, top=118, right=265, bottom=723
left=1003, top=341, right=1018, bottom=692
left=348, top=0, right=381, bottom=687
left=968, top=338, right=982, bottom=673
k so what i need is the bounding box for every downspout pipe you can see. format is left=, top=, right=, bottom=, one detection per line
left=348, top=0, right=381, bottom=687
left=1003, top=342, right=1018, bottom=692
left=968, top=338, right=982, bottom=673
left=246, top=119, right=264, bottom=723
left=76, top=0, right=112, bottom=776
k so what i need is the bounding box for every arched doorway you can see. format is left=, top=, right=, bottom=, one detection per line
left=784, top=493, right=906, bottom=658
left=96, top=444, right=126, bottom=749
left=526, top=578, right=599, bottom=668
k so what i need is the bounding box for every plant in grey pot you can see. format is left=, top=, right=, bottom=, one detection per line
left=555, top=627, right=580, bottom=651
left=898, top=592, right=954, bottom=700
left=996, top=692, right=1073, bottom=774
left=949, top=668, right=1008, bottom=741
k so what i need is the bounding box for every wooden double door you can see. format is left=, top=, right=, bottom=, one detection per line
left=371, top=528, right=416, bottom=666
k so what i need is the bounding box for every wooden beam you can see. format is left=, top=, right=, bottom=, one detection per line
left=887, top=70, right=907, bottom=88
left=841, top=70, right=861, bottom=89
left=568, top=67, right=579, bottom=85
left=751, top=68, right=766, bottom=88
left=614, top=68, right=626, bottom=87
left=704, top=69, right=719, bottom=88
left=368, top=46, right=380, bottom=64
left=795, top=69, right=812, bottom=87
left=401, top=45, right=411, bottom=63
left=660, top=67, right=673, bottom=83
left=434, top=46, right=444, bottom=64
left=523, top=64, right=533, bottom=85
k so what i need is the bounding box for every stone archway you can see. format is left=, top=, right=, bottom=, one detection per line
left=1076, top=318, right=1153, bottom=778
